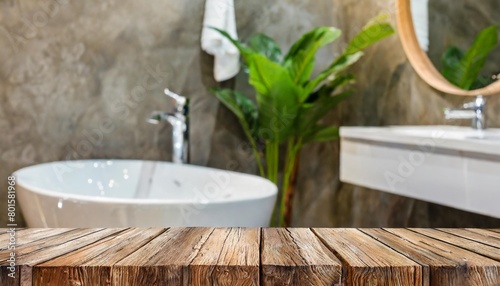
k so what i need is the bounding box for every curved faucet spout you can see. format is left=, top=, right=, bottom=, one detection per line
left=147, top=111, right=164, bottom=124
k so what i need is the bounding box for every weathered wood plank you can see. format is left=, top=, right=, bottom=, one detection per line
left=33, top=228, right=166, bottom=286
left=0, top=228, right=126, bottom=286
left=188, top=228, right=260, bottom=286
left=314, top=228, right=422, bottom=286
left=0, top=229, right=19, bottom=286
left=0, top=267, right=19, bottom=286
left=0, top=229, right=19, bottom=249
left=412, top=229, right=500, bottom=261
left=0, top=229, right=11, bottom=235
left=17, top=229, right=75, bottom=246
left=364, top=228, right=500, bottom=285
left=440, top=228, right=500, bottom=248
left=0, top=229, right=103, bottom=263
left=17, top=229, right=125, bottom=266
left=0, top=229, right=24, bottom=235
left=20, top=266, right=31, bottom=286
left=0, top=229, right=73, bottom=251
left=261, top=228, right=342, bottom=286
left=113, top=228, right=214, bottom=285
left=1, top=228, right=499, bottom=286
left=0, top=229, right=100, bottom=285
left=0, top=229, right=125, bottom=285
left=455, top=229, right=500, bottom=245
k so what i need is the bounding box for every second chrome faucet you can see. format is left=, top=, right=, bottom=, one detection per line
left=148, top=89, right=189, bottom=164
left=444, top=95, right=487, bottom=130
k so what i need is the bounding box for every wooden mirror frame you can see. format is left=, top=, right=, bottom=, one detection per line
left=396, top=0, right=500, bottom=96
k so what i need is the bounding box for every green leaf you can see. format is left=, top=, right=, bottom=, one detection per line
left=441, top=25, right=498, bottom=90
left=305, top=52, right=364, bottom=95
left=303, top=125, right=339, bottom=143
left=441, top=46, right=465, bottom=86
left=305, top=74, right=355, bottom=103
left=304, top=15, right=394, bottom=95
left=297, top=90, right=353, bottom=134
left=247, top=53, right=305, bottom=97
left=471, top=75, right=496, bottom=90
left=211, top=88, right=258, bottom=137
left=247, top=54, right=301, bottom=142
left=283, top=27, right=342, bottom=87
left=210, top=26, right=255, bottom=63
left=344, top=14, right=395, bottom=55
left=247, top=34, right=283, bottom=63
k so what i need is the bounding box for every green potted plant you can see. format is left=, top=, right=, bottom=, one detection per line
left=210, top=15, right=395, bottom=227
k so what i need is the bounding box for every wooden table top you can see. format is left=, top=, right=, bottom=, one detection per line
left=0, top=228, right=499, bottom=285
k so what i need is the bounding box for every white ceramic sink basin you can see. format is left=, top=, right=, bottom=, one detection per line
left=14, top=160, right=277, bottom=227
left=340, top=126, right=500, bottom=218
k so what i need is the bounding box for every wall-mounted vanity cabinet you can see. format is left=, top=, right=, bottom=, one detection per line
left=340, top=126, right=500, bottom=218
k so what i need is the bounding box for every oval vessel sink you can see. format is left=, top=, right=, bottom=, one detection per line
left=15, top=160, right=277, bottom=227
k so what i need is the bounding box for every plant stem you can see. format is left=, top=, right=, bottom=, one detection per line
left=266, top=140, right=280, bottom=226
left=265, top=141, right=279, bottom=185
left=279, top=138, right=302, bottom=227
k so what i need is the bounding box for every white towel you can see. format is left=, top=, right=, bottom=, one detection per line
left=201, top=0, right=240, bottom=82
left=411, top=0, right=429, bottom=52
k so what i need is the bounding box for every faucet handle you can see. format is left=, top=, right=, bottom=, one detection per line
left=463, top=95, right=486, bottom=110
left=165, top=89, right=188, bottom=109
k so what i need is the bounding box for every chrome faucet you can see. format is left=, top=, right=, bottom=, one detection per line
left=148, top=89, right=190, bottom=164
left=444, top=95, right=486, bottom=130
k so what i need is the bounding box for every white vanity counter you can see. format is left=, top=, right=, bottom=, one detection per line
left=340, top=126, right=500, bottom=218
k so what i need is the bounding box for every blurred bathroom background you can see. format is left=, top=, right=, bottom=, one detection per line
left=0, top=0, right=499, bottom=227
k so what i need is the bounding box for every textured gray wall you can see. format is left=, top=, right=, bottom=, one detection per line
left=0, top=0, right=498, bottom=227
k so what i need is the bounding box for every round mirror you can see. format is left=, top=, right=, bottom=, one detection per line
left=397, top=0, right=500, bottom=96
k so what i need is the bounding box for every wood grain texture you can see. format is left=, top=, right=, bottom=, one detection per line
left=0, top=229, right=12, bottom=235
left=3, top=228, right=126, bottom=286
left=0, top=229, right=124, bottom=265
left=0, top=229, right=124, bottom=286
left=16, top=229, right=75, bottom=247
left=413, top=229, right=500, bottom=261
left=314, top=228, right=422, bottom=286
left=113, top=228, right=214, bottom=285
left=0, top=229, right=73, bottom=251
left=0, top=229, right=99, bottom=263
left=0, top=230, right=22, bottom=284
left=20, top=266, right=32, bottom=286
left=33, top=228, right=166, bottom=286
left=439, top=228, right=500, bottom=248
left=2, top=228, right=500, bottom=285
left=364, top=228, right=500, bottom=285
left=478, top=229, right=500, bottom=238
left=261, top=228, right=342, bottom=286
left=0, top=267, right=19, bottom=286
left=188, top=228, right=260, bottom=286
